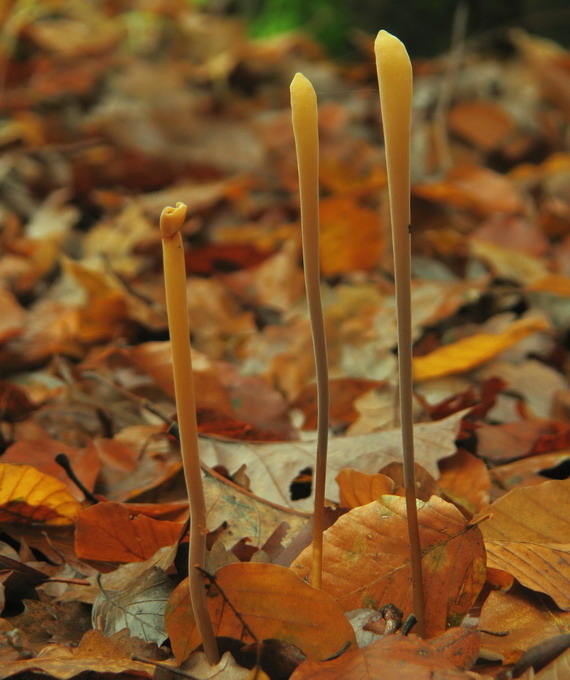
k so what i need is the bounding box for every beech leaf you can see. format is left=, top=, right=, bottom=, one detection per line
left=164, top=562, right=357, bottom=663
left=0, top=463, right=81, bottom=526
left=290, top=495, right=486, bottom=637
left=476, top=479, right=570, bottom=609
left=289, top=634, right=471, bottom=679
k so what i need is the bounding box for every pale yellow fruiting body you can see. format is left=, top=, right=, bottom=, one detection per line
left=291, top=73, right=329, bottom=589
left=375, top=30, right=425, bottom=636
left=160, top=203, right=219, bottom=664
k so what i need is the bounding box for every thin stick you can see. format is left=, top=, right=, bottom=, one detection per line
left=374, top=31, right=425, bottom=636
left=160, top=203, right=219, bottom=664
left=290, top=73, right=329, bottom=589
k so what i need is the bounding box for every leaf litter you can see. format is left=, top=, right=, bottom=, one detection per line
left=0, top=1, right=569, bottom=679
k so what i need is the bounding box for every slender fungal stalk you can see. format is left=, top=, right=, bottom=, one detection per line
left=290, top=73, right=329, bottom=589
left=374, top=30, right=425, bottom=636
left=160, top=203, right=219, bottom=664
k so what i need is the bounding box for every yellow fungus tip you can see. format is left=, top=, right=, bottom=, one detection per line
left=374, top=29, right=408, bottom=61
left=290, top=72, right=316, bottom=98
left=160, top=202, right=187, bottom=238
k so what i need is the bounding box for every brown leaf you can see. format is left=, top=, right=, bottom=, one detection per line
left=75, top=502, right=183, bottom=564
left=478, top=588, right=570, bottom=664
left=414, top=165, right=523, bottom=216
left=289, top=634, right=471, bottom=679
left=438, top=449, right=491, bottom=514
left=3, top=438, right=100, bottom=500
left=291, top=495, right=486, bottom=637
left=476, top=480, right=570, bottom=609
left=430, top=627, right=480, bottom=670
left=292, top=378, right=385, bottom=431
left=165, top=562, right=356, bottom=663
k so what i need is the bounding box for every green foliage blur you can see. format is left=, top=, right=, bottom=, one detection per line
left=213, top=0, right=569, bottom=57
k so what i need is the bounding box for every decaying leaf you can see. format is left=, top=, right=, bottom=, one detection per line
left=92, top=566, right=173, bottom=645
left=165, top=562, right=356, bottom=663
left=199, top=409, right=466, bottom=510
left=290, top=495, right=486, bottom=637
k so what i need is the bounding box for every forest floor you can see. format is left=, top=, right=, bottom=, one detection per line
left=0, top=2, right=569, bottom=679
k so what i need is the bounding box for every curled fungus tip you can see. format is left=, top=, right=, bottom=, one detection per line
left=160, top=202, right=187, bottom=238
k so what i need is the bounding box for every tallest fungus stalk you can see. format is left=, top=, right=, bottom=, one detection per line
left=290, top=72, right=329, bottom=589
left=375, top=30, right=425, bottom=636
left=160, top=202, right=219, bottom=664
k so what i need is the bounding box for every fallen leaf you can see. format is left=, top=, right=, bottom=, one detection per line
left=74, top=502, right=183, bottom=564
left=293, top=378, right=385, bottom=431
left=0, top=463, right=81, bottom=525
left=289, top=633, right=471, bottom=679
left=478, top=588, right=570, bottom=664
left=336, top=469, right=395, bottom=509
left=429, top=627, right=480, bottom=670
left=476, top=479, right=570, bottom=609
left=290, top=495, right=486, bottom=637
left=199, top=409, right=466, bottom=511
left=92, top=566, right=173, bottom=645
left=414, top=165, right=523, bottom=216
left=438, top=449, right=491, bottom=514
left=534, top=647, right=570, bottom=679
left=490, top=451, right=570, bottom=491
left=2, top=438, right=100, bottom=500
left=165, top=562, right=356, bottom=663
left=413, top=318, right=548, bottom=382
left=319, top=196, right=383, bottom=276
left=448, top=100, right=515, bottom=151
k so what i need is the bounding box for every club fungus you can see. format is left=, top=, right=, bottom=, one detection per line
left=291, top=73, right=330, bottom=589
left=375, top=30, right=425, bottom=635
left=160, top=202, right=219, bottom=663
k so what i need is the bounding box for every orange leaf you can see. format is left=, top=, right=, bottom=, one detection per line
left=319, top=196, right=383, bottom=276
left=336, top=468, right=395, bottom=509
left=438, top=449, right=491, bottom=514
left=413, top=165, right=523, bottom=216
left=75, top=502, right=183, bottom=564
left=479, top=588, right=570, bottom=664
left=291, top=495, right=486, bottom=637
left=448, top=100, right=515, bottom=151
left=476, top=479, right=570, bottom=609
left=430, top=627, right=480, bottom=670
left=289, top=634, right=471, bottom=679
left=0, top=463, right=81, bottom=525
left=413, top=318, right=547, bottom=382
left=165, top=562, right=356, bottom=663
